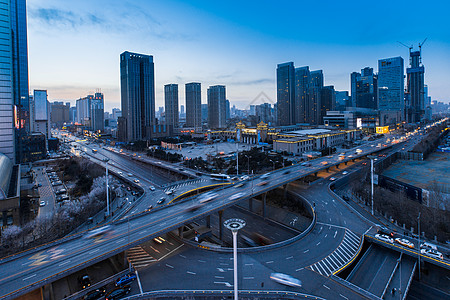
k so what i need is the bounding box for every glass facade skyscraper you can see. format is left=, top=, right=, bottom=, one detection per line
left=350, top=67, right=378, bottom=109
left=294, top=66, right=310, bottom=124
left=120, top=51, right=155, bottom=141
left=164, top=83, right=179, bottom=134
left=377, top=57, right=404, bottom=114
left=207, top=85, right=226, bottom=129
left=276, top=62, right=295, bottom=126
left=406, top=51, right=425, bottom=122
left=185, top=82, right=201, bottom=129
left=0, top=0, right=15, bottom=162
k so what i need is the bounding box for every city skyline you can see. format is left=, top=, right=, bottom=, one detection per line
left=27, top=0, right=450, bottom=112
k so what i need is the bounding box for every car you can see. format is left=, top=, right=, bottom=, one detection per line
left=375, top=234, right=394, bottom=244
left=146, top=205, right=153, bottom=211
left=153, top=237, right=164, bottom=244
left=185, top=203, right=202, bottom=212
left=157, top=197, right=165, bottom=204
left=257, top=181, right=269, bottom=186
left=84, top=287, right=106, bottom=300
left=86, top=225, right=112, bottom=239
left=342, top=171, right=348, bottom=175
left=229, top=192, right=244, bottom=200
left=115, top=273, right=137, bottom=286
left=78, top=275, right=91, bottom=289
left=420, top=242, right=438, bottom=250
left=199, top=192, right=218, bottom=203
left=377, top=226, right=395, bottom=237
left=105, top=285, right=131, bottom=300
left=39, top=201, right=46, bottom=207
left=149, top=186, right=155, bottom=191
left=260, top=173, right=270, bottom=179
left=118, top=171, right=123, bottom=175
left=283, top=170, right=291, bottom=174
left=234, top=182, right=246, bottom=188
left=270, top=273, right=302, bottom=287
left=395, top=238, right=414, bottom=248
left=134, top=179, right=139, bottom=183
left=329, top=177, right=336, bottom=181
left=240, top=175, right=250, bottom=181
left=420, top=249, right=443, bottom=260
left=165, top=190, right=173, bottom=195
left=126, top=187, right=131, bottom=191
left=127, top=173, right=133, bottom=177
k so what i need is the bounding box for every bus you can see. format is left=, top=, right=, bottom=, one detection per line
left=210, top=173, right=230, bottom=181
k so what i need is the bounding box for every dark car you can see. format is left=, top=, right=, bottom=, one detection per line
left=78, top=274, right=91, bottom=289
left=84, top=287, right=106, bottom=300
left=105, top=285, right=131, bottom=300
left=157, top=197, right=165, bottom=204
left=115, top=273, right=137, bottom=286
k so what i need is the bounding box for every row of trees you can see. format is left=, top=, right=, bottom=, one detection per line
left=411, top=123, right=448, bottom=157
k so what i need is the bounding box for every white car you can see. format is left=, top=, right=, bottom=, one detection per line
left=240, top=175, right=250, bottom=181
left=229, top=192, right=244, bottom=201
left=134, top=179, right=140, bottom=183
left=420, top=249, right=443, bottom=260
left=270, top=273, right=302, bottom=287
left=199, top=192, right=218, bottom=203
left=395, top=238, right=414, bottom=248
left=39, top=201, right=46, bottom=207
left=329, top=177, right=336, bottom=181
left=260, top=173, right=270, bottom=179
left=165, top=190, right=173, bottom=195
left=342, top=171, right=349, bottom=175
left=149, top=186, right=155, bottom=191
left=118, top=171, right=123, bottom=175
left=375, top=234, right=394, bottom=244
left=86, top=225, right=112, bottom=239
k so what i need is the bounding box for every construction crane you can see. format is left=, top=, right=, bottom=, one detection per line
left=397, top=41, right=413, bottom=53
left=418, top=38, right=428, bottom=64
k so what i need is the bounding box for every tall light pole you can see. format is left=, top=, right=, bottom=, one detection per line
left=398, top=257, right=402, bottom=299
left=224, top=219, right=246, bottom=300
left=244, top=155, right=250, bottom=175
left=367, top=155, right=376, bottom=215
left=236, top=141, right=239, bottom=176
left=104, top=158, right=110, bottom=217
left=269, top=159, right=275, bottom=171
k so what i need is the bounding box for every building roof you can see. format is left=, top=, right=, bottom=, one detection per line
left=288, top=129, right=332, bottom=135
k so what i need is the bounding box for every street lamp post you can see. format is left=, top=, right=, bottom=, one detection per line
left=244, top=155, right=250, bottom=175
left=104, top=158, right=110, bottom=217
left=269, top=159, right=275, bottom=171
left=224, top=219, right=246, bottom=300
left=367, top=155, right=376, bottom=215
left=418, top=212, right=421, bottom=281
left=236, top=141, right=239, bottom=176
left=398, top=257, right=402, bottom=299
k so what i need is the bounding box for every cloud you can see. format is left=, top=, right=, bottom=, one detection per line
left=29, top=8, right=106, bottom=28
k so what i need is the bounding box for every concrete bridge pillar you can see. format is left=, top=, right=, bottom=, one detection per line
left=206, top=215, right=211, bottom=228
left=178, top=226, right=184, bottom=238
left=218, top=210, right=224, bottom=240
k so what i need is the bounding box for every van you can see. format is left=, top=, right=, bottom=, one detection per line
left=420, top=242, right=437, bottom=251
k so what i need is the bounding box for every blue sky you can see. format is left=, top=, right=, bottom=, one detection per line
left=28, top=0, right=450, bottom=112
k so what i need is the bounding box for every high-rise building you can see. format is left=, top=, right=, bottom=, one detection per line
left=119, top=51, right=155, bottom=141
left=225, top=99, right=230, bottom=120
left=207, top=85, right=226, bottom=129
left=201, top=104, right=208, bottom=123
left=164, top=84, right=178, bottom=134
left=276, top=62, right=295, bottom=126
left=406, top=50, right=425, bottom=122
left=32, top=90, right=50, bottom=140
left=377, top=57, right=404, bottom=116
left=350, top=67, right=377, bottom=109
left=112, top=108, right=121, bottom=120
left=294, top=66, right=310, bottom=124
left=320, top=86, right=335, bottom=123
left=0, top=0, right=15, bottom=161
left=69, top=106, right=77, bottom=123
left=255, top=103, right=273, bottom=124
left=185, top=82, right=201, bottom=129
left=335, top=91, right=350, bottom=110
left=91, top=92, right=104, bottom=132
left=307, top=70, right=324, bottom=125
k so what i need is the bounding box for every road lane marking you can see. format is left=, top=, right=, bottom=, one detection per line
left=198, top=260, right=206, bottom=263
left=179, top=254, right=186, bottom=258
left=215, top=276, right=224, bottom=279
left=23, top=274, right=36, bottom=281
left=340, top=294, right=349, bottom=300
left=266, top=260, right=274, bottom=264
left=323, top=284, right=330, bottom=290
left=116, top=238, right=125, bottom=243
left=324, top=234, right=327, bottom=238
left=243, top=277, right=254, bottom=279
left=295, top=267, right=304, bottom=272
left=187, top=271, right=196, bottom=275
left=214, top=282, right=232, bottom=287
left=165, top=264, right=174, bottom=268
left=286, top=256, right=294, bottom=260
left=88, top=249, right=100, bottom=254
left=334, top=231, right=337, bottom=238
left=217, top=268, right=225, bottom=272
left=245, top=263, right=253, bottom=266
left=316, top=242, right=321, bottom=246
left=303, top=249, right=309, bottom=253
left=150, top=246, right=160, bottom=253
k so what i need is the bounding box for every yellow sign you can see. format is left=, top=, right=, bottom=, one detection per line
left=376, top=126, right=389, bottom=134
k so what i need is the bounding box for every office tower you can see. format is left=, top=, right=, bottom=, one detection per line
left=207, top=85, right=226, bottom=129
left=76, top=96, right=90, bottom=126
left=406, top=50, right=425, bottom=122
left=249, top=105, right=256, bottom=116
left=350, top=67, right=377, bottom=109
left=119, top=51, right=155, bottom=141
left=201, top=103, right=208, bottom=122
left=378, top=57, right=404, bottom=114
left=294, top=66, right=310, bottom=123
left=335, top=91, right=350, bottom=110
left=69, top=106, right=77, bottom=123
left=320, top=86, right=335, bottom=124
left=32, top=90, right=50, bottom=139
left=185, top=82, right=201, bottom=129
left=255, top=103, right=273, bottom=124
left=164, top=84, right=178, bottom=134
left=307, top=70, right=324, bottom=125
left=180, top=105, right=185, bottom=116
left=225, top=99, right=230, bottom=120
left=350, top=72, right=358, bottom=107
left=50, top=101, right=70, bottom=128
left=112, top=108, right=121, bottom=120
left=276, top=62, right=295, bottom=126
left=0, top=0, right=15, bottom=161
left=91, top=92, right=104, bottom=132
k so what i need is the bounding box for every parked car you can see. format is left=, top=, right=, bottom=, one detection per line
left=84, top=287, right=106, bottom=300
left=115, top=273, right=137, bottom=286
left=78, top=274, right=91, bottom=289
left=105, top=285, right=131, bottom=300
